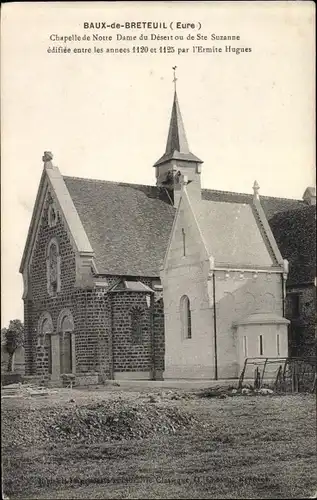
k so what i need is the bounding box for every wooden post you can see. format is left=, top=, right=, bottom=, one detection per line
left=238, top=358, right=248, bottom=389
left=282, top=359, right=288, bottom=392
left=295, top=361, right=299, bottom=392
left=260, top=358, right=268, bottom=389
left=274, top=365, right=282, bottom=392
left=291, top=361, right=298, bottom=393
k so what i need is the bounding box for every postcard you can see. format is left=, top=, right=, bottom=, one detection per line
left=1, top=2, right=316, bottom=499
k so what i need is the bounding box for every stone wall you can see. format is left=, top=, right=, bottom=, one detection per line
left=24, top=193, right=108, bottom=382
left=25, top=286, right=165, bottom=384
left=111, top=291, right=152, bottom=376
left=28, top=193, right=77, bottom=300
left=24, top=193, right=77, bottom=378
left=23, top=189, right=167, bottom=383
left=153, top=295, right=165, bottom=378
left=25, top=288, right=111, bottom=382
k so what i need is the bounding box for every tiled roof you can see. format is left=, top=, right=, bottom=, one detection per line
left=64, top=177, right=175, bottom=276
left=108, top=280, right=154, bottom=293
left=202, top=189, right=305, bottom=220
left=269, top=205, right=316, bottom=286
left=64, top=175, right=307, bottom=277
left=196, top=201, right=274, bottom=267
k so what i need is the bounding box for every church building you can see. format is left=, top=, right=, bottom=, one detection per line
left=20, top=82, right=307, bottom=385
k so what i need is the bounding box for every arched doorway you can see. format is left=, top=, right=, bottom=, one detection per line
left=37, top=313, right=53, bottom=378
left=57, top=309, right=75, bottom=375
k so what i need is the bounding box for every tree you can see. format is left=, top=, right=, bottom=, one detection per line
left=2, top=319, right=24, bottom=372
left=1, top=327, right=7, bottom=345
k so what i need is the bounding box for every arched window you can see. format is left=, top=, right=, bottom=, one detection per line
left=48, top=204, right=57, bottom=228
left=130, top=307, right=143, bottom=344
left=57, top=309, right=74, bottom=375
left=180, top=295, right=192, bottom=339
left=37, top=312, right=53, bottom=374
left=46, top=238, right=61, bottom=296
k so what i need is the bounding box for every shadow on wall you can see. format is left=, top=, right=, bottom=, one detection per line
left=213, top=273, right=283, bottom=377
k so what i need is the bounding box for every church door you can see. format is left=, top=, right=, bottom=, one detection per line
left=57, top=310, right=75, bottom=377
left=60, top=332, right=72, bottom=374
left=44, top=334, right=52, bottom=374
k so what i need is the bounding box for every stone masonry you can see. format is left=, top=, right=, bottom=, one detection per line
left=24, top=192, right=165, bottom=384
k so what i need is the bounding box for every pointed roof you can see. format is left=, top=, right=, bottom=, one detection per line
left=166, top=91, right=190, bottom=154
left=154, top=91, right=203, bottom=166
left=108, top=279, right=154, bottom=293
left=19, top=155, right=94, bottom=274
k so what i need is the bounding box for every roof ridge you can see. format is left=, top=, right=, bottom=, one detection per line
left=202, top=187, right=303, bottom=203
left=201, top=199, right=249, bottom=207
left=63, top=175, right=303, bottom=203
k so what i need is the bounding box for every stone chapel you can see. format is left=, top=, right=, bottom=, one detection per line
left=21, top=83, right=310, bottom=386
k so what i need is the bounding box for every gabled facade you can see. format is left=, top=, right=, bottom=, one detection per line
left=160, top=170, right=289, bottom=379
left=20, top=155, right=166, bottom=385
left=20, top=85, right=313, bottom=385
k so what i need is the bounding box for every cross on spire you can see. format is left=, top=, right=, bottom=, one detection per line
left=172, top=66, right=177, bottom=92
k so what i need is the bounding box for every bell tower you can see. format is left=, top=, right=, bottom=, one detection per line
left=154, top=67, right=203, bottom=207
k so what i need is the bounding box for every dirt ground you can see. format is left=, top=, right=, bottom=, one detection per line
left=2, top=384, right=317, bottom=499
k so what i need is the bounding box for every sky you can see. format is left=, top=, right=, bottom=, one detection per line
left=1, top=1, right=315, bottom=327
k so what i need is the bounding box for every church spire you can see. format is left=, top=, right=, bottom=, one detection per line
left=154, top=68, right=202, bottom=167
left=165, top=89, right=190, bottom=155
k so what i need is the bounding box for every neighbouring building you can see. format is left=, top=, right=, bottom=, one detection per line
left=270, top=197, right=316, bottom=358
left=19, top=85, right=315, bottom=385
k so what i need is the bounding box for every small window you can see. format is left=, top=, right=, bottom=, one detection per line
left=181, top=295, right=192, bottom=339
left=243, top=336, right=248, bottom=357
left=181, top=228, right=186, bottom=257
left=276, top=334, right=280, bottom=356
left=187, top=305, right=192, bottom=339
left=259, top=335, right=263, bottom=356
left=48, top=204, right=57, bottom=228
left=131, top=308, right=143, bottom=344
left=46, top=239, right=61, bottom=296
left=289, top=294, right=300, bottom=319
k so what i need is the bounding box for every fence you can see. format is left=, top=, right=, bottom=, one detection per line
left=238, top=356, right=316, bottom=393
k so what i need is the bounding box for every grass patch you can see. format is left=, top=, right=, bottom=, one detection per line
left=2, top=391, right=316, bottom=499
